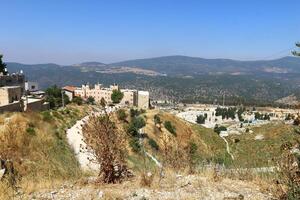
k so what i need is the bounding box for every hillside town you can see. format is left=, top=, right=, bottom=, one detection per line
left=0, top=53, right=150, bottom=114
left=2, top=1, right=300, bottom=199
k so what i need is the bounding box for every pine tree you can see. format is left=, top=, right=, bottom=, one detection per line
left=292, top=42, right=300, bottom=56
left=0, top=54, right=8, bottom=75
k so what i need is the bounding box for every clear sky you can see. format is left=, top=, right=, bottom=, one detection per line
left=1, top=0, right=300, bottom=65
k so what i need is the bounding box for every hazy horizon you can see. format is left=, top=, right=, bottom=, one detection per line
left=4, top=54, right=299, bottom=66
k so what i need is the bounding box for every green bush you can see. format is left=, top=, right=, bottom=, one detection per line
left=117, top=109, right=127, bottom=121
left=154, top=114, right=161, bottom=124
left=86, top=96, right=95, bottom=105
left=214, top=125, right=227, bottom=134
left=132, top=116, right=146, bottom=129
left=42, top=111, right=53, bottom=121
left=52, top=111, right=63, bottom=120
left=72, top=96, right=83, bottom=105
left=130, top=108, right=140, bottom=118
left=164, top=121, right=176, bottom=136
left=148, top=138, right=159, bottom=150
left=26, top=127, right=36, bottom=136
left=126, top=123, right=139, bottom=137
left=196, top=114, right=206, bottom=124
left=111, top=89, right=124, bottom=104
left=188, top=142, right=198, bottom=155
left=129, top=138, right=141, bottom=153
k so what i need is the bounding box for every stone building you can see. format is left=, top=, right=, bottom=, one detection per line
left=0, top=86, right=22, bottom=106
left=73, top=83, right=138, bottom=106
left=0, top=72, right=49, bottom=113
left=62, top=86, right=77, bottom=101
left=0, top=73, right=25, bottom=94
left=68, top=83, right=148, bottom=108
left=138, top=91, right=150, bottom=109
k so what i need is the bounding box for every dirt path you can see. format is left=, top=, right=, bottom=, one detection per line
left=220, top=136, right=235, bottom=160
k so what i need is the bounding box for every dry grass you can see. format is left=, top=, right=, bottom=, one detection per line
left=20, top=179, right=65, bottom=194
left=0, top=105, right=91, bottom=196
left=0, top=180, right=15, bottom=200
left=227, top=122, right=300, bottom=168
left=142, top=110, right=231, bottom=170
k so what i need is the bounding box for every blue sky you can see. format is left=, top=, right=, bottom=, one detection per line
left=1, top=0, right=300, bottom=64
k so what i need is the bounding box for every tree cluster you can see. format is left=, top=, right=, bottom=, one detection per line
left=215, top=107, right=237, bottom=120
left=254, top=112, right=270, bottom=120
left=196, top=114, right=207, bottom=124
left=237, top=108, right=245, bottom=121
left=45, top=85, right=69, bottom=109
left=214, top=124, right=227, bottom=134
left=126, top=109, right=146, bottom=153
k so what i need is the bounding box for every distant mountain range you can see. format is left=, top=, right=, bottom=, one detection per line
left=68, top=55, right=300, bottom=75
left=8, top=55, right=300, bottom=76
left=5, top=55, right=300, bottom=106
left=110, top=55, right=300, bottom=75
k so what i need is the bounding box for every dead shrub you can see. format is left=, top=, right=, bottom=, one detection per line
left=140, top=172, right=154, bottom=187
left=82, top=113, right=132, bottom=183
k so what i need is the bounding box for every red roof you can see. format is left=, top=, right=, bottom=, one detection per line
left=62, top=86, right=77, bottom=92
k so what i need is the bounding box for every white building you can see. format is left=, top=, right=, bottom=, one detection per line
left=69, top=83, right=149, bottom=109
left=25, top=81, right=39, bottom=92
left=138, top=91, right=150, bottom=109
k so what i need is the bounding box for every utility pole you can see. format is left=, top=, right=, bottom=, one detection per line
left=61, top=90, right=65, bottom=108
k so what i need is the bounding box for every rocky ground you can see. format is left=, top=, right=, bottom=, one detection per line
left=23, top=174, right=274, bottom=200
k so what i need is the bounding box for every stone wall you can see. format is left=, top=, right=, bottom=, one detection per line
left=26, top=100, right=50, bottom=112
left=0, top=102, right=22, bottom=113
left=0, top=86, right=22, bottom=106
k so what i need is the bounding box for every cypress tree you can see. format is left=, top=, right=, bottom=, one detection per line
left=0, top=54, right=8, bottom=75
left=292, top=42, right=300, bottom=56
